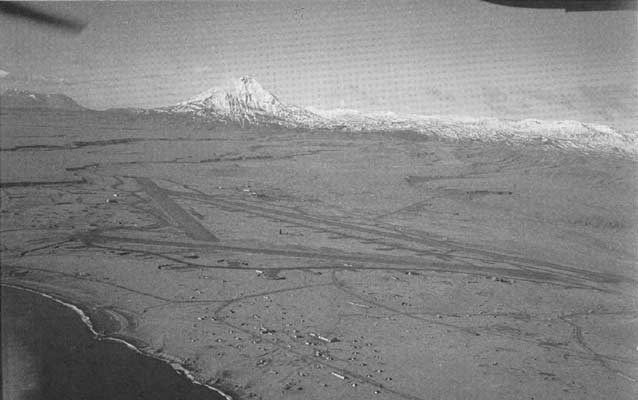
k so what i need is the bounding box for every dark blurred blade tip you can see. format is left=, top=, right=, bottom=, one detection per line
left=0, top=1, right=87, bottom=33
left=479, top=0, right=637, bottom=11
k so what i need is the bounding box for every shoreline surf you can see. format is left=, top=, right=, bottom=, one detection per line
left=1, top=283, right=234, bottom=400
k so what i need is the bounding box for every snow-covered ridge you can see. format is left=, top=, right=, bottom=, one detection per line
left=308, top=107, right=636, bottom=155
left=168, top=77, right=636, bottom=155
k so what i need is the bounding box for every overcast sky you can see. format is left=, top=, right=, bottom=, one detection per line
left=1, top=1, right=636, bottom=127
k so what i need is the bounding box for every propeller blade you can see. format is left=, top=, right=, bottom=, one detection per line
left=479, top=0, right=637, bottom=11
left=0, top=1, right=86, bottom=33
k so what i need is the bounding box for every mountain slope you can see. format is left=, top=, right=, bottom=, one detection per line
left=0, top=89, right=85, bottom=111
left=165, top=76, right=329, bottom=128
left=309, top=108, right=636, bottom=155
left=165, top=77, right=635, bottom=155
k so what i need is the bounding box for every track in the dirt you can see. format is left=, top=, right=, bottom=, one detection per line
left=93, top=177, right=630, bottom=291
left=135, top=178, right=219, bottom=242
left=161, top=185, right=630, bottom=285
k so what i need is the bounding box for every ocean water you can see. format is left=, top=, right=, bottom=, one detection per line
left=1, top=286, right=225, bottom=400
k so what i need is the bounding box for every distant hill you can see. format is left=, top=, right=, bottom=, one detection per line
left=0, top=89, right=86, bottom=111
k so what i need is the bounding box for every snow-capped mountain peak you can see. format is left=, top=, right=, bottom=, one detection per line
left=168, top=76, right=328, bottom=128
left=179, top=76, right=278, bottom=111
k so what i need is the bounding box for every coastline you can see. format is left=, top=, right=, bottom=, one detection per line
left=1, top=283, right=234, bottom=400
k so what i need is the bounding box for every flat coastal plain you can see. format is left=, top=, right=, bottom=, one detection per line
left=1, top=108, right=637, bottom=399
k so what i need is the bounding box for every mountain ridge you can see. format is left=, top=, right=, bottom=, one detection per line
left=0, top=88, right=86, bottom=111
left=165, top=76, right=635, bottom=154
left=2, top=80, right=635, bottom=155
